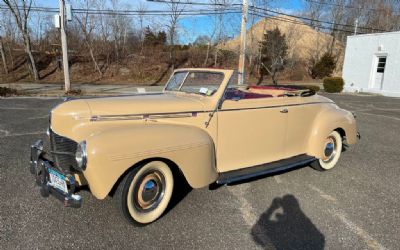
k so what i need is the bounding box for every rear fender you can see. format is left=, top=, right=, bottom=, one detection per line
left=307, top=106, right=357, bottom=159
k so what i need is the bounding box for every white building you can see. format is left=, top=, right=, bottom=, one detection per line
left=342, top=31, right=400, bottom=97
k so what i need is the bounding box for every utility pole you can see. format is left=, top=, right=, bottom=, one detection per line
left=354, top=18, right=359, bottom=35
left=59, top=0, right=71, bottom=92
left=238, top=0, right=248, bottom=85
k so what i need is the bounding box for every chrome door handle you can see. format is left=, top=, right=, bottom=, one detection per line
left=280, top=108, right=288, bottom=113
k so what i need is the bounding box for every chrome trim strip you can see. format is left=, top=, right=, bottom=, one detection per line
left=218, top=101, right=332, bottom=112
left=91, top=111, right=199, bottom=122
left=148, top=113, right=194, bottom=119
left=89, top=101, right=332, bottom=122
left=91, top=115, right=143, bottom=121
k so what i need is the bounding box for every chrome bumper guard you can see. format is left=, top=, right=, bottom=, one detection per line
left=30, top=140, right=82, bottom=208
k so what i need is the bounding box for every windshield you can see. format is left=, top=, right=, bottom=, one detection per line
left=165, top=71, right=225, bottom=96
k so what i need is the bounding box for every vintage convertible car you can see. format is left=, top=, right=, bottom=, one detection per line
left=30, top=68, right=359, bottom=225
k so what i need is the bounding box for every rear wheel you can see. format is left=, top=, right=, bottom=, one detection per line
left=115, top=161, right=174, bottom=225
left=311, top=131, right=343, bottom=171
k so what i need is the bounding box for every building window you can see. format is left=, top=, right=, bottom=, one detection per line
left=377, top=57, right=386, bottom=73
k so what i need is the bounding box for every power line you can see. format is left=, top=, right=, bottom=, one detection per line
left=0, top=5, right=241, bottom=16
left=304, top=0, right=400, bottom=14
left=149, top=0, right=400, bottom=14
left=0, top=5, right=58, bottom=13
left=250, top=9, right=360, bottom=34
left=146, top=0, right=242, bottom=7
left=249, top=5, right=389, bottom=32
left=147, top=0, right=390, bottom=32
left=69, top=10, right=242, bottom=16
left=72, top=7, right=240, bottom=13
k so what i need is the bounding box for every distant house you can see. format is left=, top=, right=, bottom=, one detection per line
left=342, top=31, right=400, bottom=97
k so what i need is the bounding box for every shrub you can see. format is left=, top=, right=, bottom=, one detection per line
left=301, top=85, right=320, bottom=92
left=65, top=89, right=82, bottom=96
left=310, top=53, right=336, bottom=79
left=0, top=87, right=18, bottom=97
left=323, top=77, right=344, bottom=93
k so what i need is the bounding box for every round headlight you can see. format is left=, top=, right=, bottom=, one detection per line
left=75, top=141, right=87, bottom=170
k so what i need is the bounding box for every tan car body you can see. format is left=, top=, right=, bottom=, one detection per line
left=50, top=69, right=357, bottom=199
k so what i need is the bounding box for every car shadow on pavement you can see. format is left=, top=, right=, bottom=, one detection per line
left=251, top=194, right=325, bottom=250
left=164, top=173, right=192, bottom=214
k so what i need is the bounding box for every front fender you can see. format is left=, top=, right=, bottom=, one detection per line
left=83, top=123, right=217, bottom=199
left=307, top=105, right=357, bottom=159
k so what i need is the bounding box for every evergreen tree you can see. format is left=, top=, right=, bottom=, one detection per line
left=310, top=52, right=336, bottom=79
left=259, top=27, right=288, bottom=85
left=143, top=26, right=167, bottom=47
left=156, top=31, right=167, bottom=45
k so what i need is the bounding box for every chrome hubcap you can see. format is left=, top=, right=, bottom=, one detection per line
left=323, top=136, right=337, bottom=163
left=142, top=180, right=158, bottom=202
left=134, top=171, right=165, bottom=212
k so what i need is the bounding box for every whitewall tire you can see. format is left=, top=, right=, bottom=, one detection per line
left=311, top=131, right=343, bottom=171
left=115, top=161, right=174, bottom=225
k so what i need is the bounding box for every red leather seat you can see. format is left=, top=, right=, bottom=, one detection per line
left=243, top=92, right=273, bottom=99
left=225, top=89, right=273, bottom=100
left=249, top=86, right=295, bottom=91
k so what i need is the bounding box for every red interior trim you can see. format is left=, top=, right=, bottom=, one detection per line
left=249, top=85, right=296, bottom=91
left=225, top=89, right=273, bottom=100
left=243, top=92, right=273, bottom=99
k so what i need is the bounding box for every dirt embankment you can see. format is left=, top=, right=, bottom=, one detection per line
left=221, top=16, right=344, bottom=81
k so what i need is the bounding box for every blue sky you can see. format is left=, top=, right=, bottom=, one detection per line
left=34, top=0, right=304, bottom=44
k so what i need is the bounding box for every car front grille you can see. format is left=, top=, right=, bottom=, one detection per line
left=49, top=130, right=78, bottom=172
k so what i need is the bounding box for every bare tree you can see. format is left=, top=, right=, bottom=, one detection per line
left=247, top=0, right=257, bottom=76
left=109, top=0, right=131, bottom=63
left=212, top=0, right=245, bottom=67
left=165, top=0, right=185, bottom=70
left=74, top=0, right=103, bottom=77
left=304, top=0, right=327, bottom=29
left=136, top=2, right=148, bottom=55
left=0, top=35, right=8, bottom=75
left=303, top=0, right=400, bottom=46
left=0, top=23, right=8, bottom=75
left=252, top=0, right=278, bottom=78
left=97, top=0, right=112, bottom=66
left=328, top=0, right=345, bottom=51
left=2, top=0, right=39, bottom=81
left=1, top=9, right=17, bottom=70
left=211, top=0, right=230, bottom=67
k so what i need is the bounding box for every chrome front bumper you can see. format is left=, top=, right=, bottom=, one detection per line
left=30, top=140, right=82, bottom=208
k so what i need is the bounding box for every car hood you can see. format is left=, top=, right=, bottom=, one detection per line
left=50, top=92, right=206, bottom=138
left=83, top=92, right=205, bottom=117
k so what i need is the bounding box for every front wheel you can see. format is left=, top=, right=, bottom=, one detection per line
left=115, top=161, right=174, bottom=225
left=311, top=131, right=343, bottom=171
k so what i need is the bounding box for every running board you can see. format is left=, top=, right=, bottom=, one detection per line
left=216, top=154, right=316, bottom=185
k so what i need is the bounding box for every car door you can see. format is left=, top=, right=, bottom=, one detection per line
left=216, top=98, right=289, bottom=172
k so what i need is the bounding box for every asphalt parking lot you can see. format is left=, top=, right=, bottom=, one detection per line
left=0, top=93, right=399, bottom=249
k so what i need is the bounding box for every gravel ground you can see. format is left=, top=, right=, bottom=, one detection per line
left=0, top=93, right=399, bottom=250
